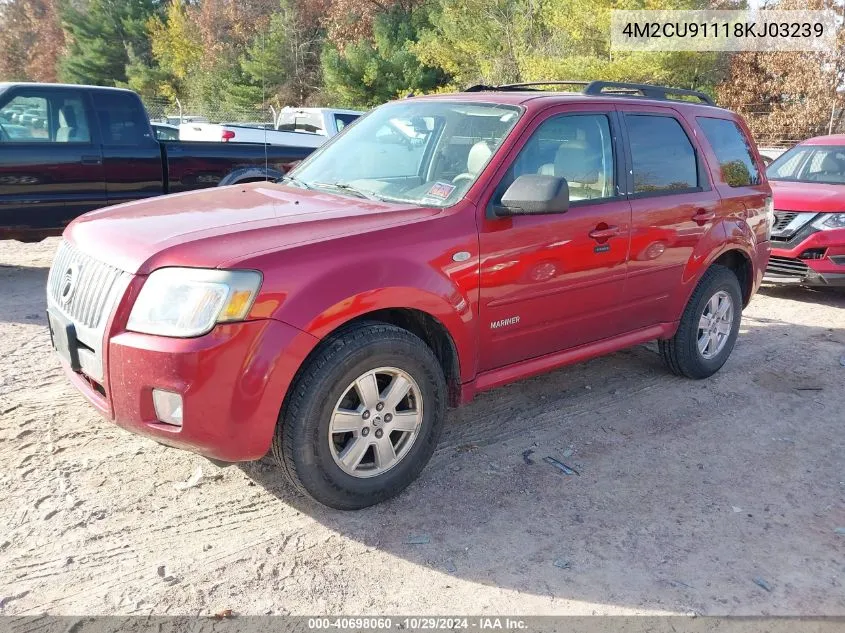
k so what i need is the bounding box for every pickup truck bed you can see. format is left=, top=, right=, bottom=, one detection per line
left=0, top=82, right=313, bottom=241
left=178, top=108, right=362, bottom=146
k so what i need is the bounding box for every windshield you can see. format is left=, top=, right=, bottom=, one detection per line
left=289, top=100, right=522, bottom=207
left=767, top=145, right=845, bottom=185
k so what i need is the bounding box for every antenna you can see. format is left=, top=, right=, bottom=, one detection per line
left=262, top=29, right=268, bottom=181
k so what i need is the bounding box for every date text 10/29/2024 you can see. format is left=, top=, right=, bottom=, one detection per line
left=307, top=618, right=529, bottom=630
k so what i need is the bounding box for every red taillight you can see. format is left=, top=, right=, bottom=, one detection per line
left=221, top=130, right=235, bottom=142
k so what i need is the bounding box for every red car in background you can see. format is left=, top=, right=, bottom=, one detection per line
left=765, top=135, right=845, bottom=286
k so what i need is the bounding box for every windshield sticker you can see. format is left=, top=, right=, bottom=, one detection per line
left=427, top=182, right=456, bottom=200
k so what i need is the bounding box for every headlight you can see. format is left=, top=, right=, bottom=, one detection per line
left=812, top=213, right=845, bottom=230
left=127, top=268, right=262, bottom=337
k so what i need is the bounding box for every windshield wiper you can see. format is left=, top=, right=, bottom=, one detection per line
left=279, top=175, right=312, bottom=190
left=312, top=181, right=385, bottom=201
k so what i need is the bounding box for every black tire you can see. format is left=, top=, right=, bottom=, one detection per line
left=659, top=264, right=743, bottom=379
left=271, top=321, right=447, bottom=510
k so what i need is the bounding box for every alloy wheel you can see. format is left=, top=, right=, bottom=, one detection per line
left=328, top=367, right=423, bottom=478
left=697, top=290, right=734, bottom=360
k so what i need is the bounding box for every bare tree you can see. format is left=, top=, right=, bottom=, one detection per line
left=718, top=0, right=845, bottom=145
left=0, top=0, right=65, bottom=82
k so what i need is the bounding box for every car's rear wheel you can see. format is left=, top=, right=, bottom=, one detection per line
left=272, top=322, right=446, bottom=510
left=659, top=264, right=743, bottom=379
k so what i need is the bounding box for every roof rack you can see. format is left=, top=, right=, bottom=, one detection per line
left=463, top=80, right=715, bottom=106
left=584, top=81, right=715, bottom=105
left=465, top=81, right=589, bottom=93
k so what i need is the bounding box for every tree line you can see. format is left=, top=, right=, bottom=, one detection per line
left=0, top=0, right=843, bottom=142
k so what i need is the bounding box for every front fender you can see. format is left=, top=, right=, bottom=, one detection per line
left=266, top=257, right=478, bottom=384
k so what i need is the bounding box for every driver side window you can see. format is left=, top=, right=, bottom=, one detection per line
left=494, top=113, right=616, bottom=205
left=0, top=91, right=91, bottom=144
left=0, top=95, right=50, bottom=142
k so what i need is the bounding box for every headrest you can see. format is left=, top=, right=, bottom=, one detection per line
left=59, top=105, right=77, bottom=128
left=554, top=144, right=600, bottom=184
left=467, top=141, right=493, bottom=174
left=820, top=153, right=843, bottom=173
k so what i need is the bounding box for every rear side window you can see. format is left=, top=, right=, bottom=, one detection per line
left=626, top=114, right=698, bottom=194
left=698, top=117, right=760, bottom=187
left=153, top=125, right=179, bottom=141
left=93, top=92, right=153, bottom=146
left=334, top=113, right=359, bottom=132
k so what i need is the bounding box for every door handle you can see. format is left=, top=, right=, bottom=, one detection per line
left=692, top=209, right=715, bottom=225
left=80, top=155, right=102, bottom=165
left=588, top=225, right=620, bottom=241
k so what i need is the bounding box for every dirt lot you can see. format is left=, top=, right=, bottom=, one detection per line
left=1, top=237, right=844, bottom=617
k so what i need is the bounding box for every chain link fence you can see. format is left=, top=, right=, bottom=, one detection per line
left=741, top=103, right=845, bottom=149
left=142, top=97, right=276, bottom=126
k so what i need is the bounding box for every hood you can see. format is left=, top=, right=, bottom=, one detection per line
left=770, top=180, right=845, bottom=213
left=67, top=183, right=439, bottom=274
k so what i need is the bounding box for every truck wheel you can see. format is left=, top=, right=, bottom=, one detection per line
left=272, top=322, right=447, bottom=510
left=659, top=264, right=743, bottom=379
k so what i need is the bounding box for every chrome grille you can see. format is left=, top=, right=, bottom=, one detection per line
left=772, top=211, right=798, bottom=232
left=48, top=240, right=123, bottom=329
left=771, top=211, right=817, bottom=240
left=766, top=255, right=809, bottom=279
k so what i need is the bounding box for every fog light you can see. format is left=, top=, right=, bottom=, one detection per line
left=152, top=389, right=183, bottom=427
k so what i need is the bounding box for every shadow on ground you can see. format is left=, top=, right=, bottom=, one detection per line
left=241, top=304, right=845, bottom=614
left=758, top=283, right=845, bottom=308
left=0, top=264, right=49, bottom=326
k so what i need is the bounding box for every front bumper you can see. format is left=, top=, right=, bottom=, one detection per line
left=58, top=318, right=319, bottom=462
left=765, top=226, right=845, bottom=286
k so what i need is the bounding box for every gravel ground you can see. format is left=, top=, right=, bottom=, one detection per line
left=1, top=237, right=844, bottom=616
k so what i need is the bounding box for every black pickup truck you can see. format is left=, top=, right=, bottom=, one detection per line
left=0, top=83, right=314, bottom=241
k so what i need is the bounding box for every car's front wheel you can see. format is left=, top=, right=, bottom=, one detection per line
left=272, top=322, right=447, bottom=510
left=659, top=264, right=743, bottom=379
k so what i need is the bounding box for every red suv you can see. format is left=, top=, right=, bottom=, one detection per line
left=47, top=82, right=772, bottom=509
left=764, top=134, right=845, bottom=285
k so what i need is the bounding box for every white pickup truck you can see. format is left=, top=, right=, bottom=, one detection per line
left=757, top=146, right=790, bottom=165
left=178, top=107, right=363, bottom=147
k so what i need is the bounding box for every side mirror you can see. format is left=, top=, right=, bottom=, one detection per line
left=493, top=174, right=569, bottom=217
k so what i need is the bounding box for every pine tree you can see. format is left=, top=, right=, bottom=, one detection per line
left=321, top=3, right=445, bottom=108
left=59, top=0, right=161, bottom=86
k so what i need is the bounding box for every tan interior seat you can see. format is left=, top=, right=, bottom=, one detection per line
left=815, top=154, right=845, bottom=182
left=466, top=140, right=493, bottom=175
left=538, top=143, right=605, bottom=199
left=56, top=106, right=79, bottom=143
